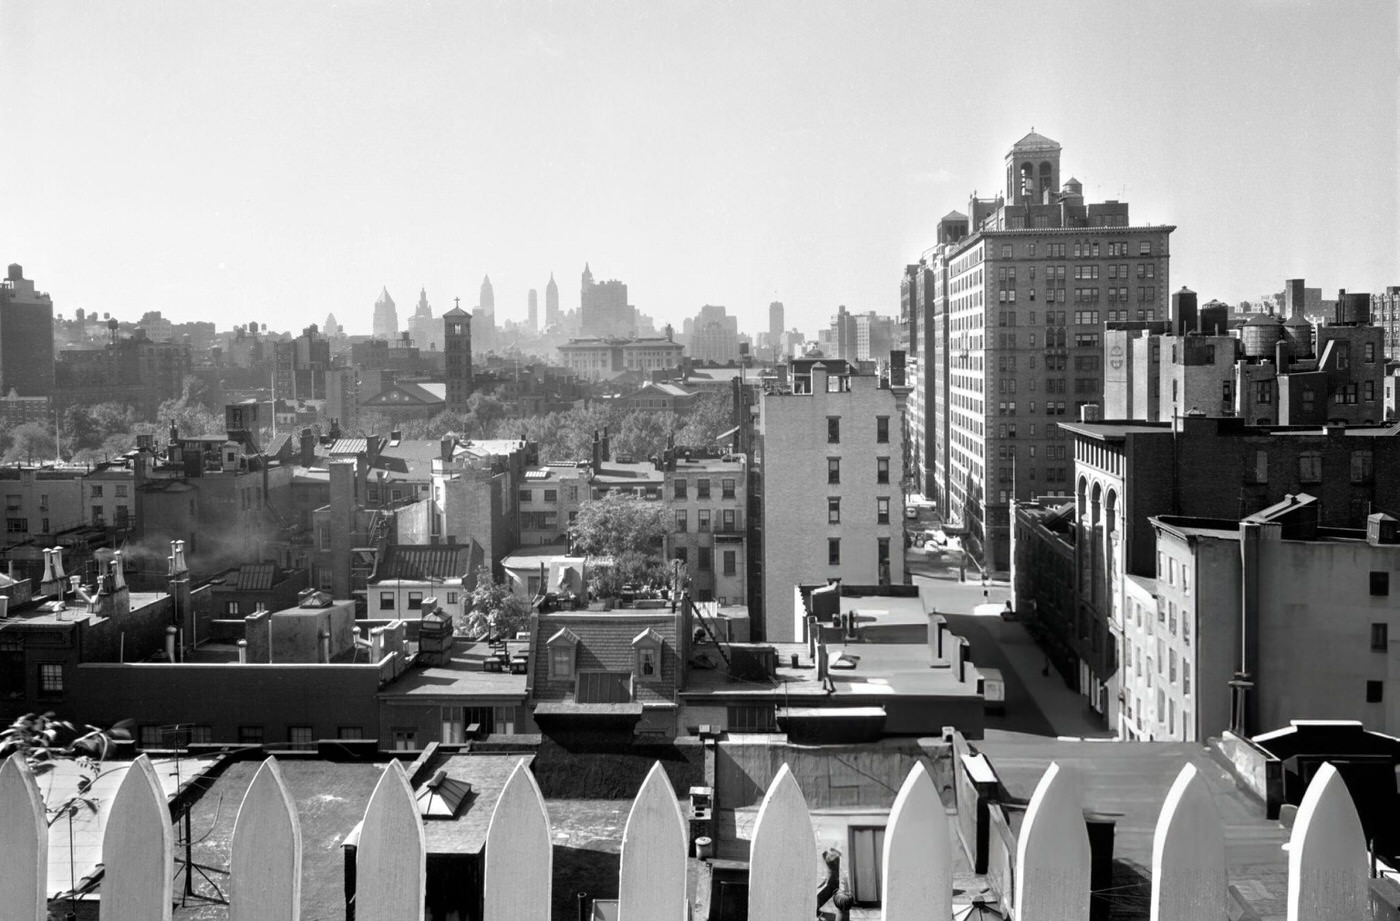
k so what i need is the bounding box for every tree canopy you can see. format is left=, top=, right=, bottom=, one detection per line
left=462, top=564, right=534, bottom=640
left=567, top=492, right=670, bottom=596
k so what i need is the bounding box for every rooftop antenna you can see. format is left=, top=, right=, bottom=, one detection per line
left=163, top=724, right=229, bottom=907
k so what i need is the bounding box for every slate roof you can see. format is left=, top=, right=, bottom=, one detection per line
left=530, top=611, right=681, bottom=705
left=370, top=544, right=475, bottom=582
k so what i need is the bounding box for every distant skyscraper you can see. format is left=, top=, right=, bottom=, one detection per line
left=0, top=264, right=55, bottom=396
left=476, top=275, right=495, bottom=353
left=545, top=273, right=560, bottom=327
left=444, top=300, right=473, bottom=413
left=528, top=289, right=538, bottom=331
left=372, top=287, right=398, bottom=341
left=323, top=313, right=342, bottom=338
left=768, top=301, right=784, bottom=354
left=580, top=263, right=633, bottom=337
left=688, top=304, right=740, bottom=363
left=407, top=287, right=436, bottom=350
left=479, top=275, right=495, bottom=323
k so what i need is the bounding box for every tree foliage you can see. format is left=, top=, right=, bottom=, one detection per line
left=3, top=422, right=56, bottom=465
left=568, top=492, right=670, bottom=596
left=461, top=564, right=534, bottom=640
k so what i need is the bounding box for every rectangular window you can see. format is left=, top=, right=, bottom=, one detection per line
left=827, top=417, right=840, bottom=444
left=1352, top=451, right=1374, bottom=483
left=722, top=509, right=736, bottom=531
left=288, top=726, right=315, bottom=750
left=827, top=457, right=840, bottom=484
left=1367, top=680, right=1384, bottom=703
left=518, top=489, right=532, bottom=503
left=876, top=416, right=890, bottom=443
left=674, top=547, right=688, bottom=565
left=379, top=592, right=394, bottom=610
left=1371, top=571, right=1390, bottom=596
left=91, top=485, right=103, bottom=498
left=828, top=498, right=841, bottom=525
left=697, top=479, right=711, bottom=499
left=239, top=725, right=264, bottom=745
left=391, top=728, right=417, bottom=751
left=1298, top=453, right=1321, bottom=483
left=337, top=726, right=364, bottom=740
left=38, top=663, right=63, bottom=696
left=225, top=601, right=240, bottom=615
left=876, top=457, right=890, bottom=484
left=1371, top=623, right=1389, bottom=651
left=698, top=548, right=712, bottom=571
left=673, top=479, right=687, bottom=500
left=6, top=518, right=26, bottom=533
left=721, top=478, right=736, bottom=499
left=543, top=489, right=558, bottom=503
left=675, top=510, right=688, bottom=532
left=876, top=497, right=890, bottom=524
left=698, top=509, right=711, bottom=532
left=722, top=550, right=737, bottom=576
left=828, top=538, right=841, bottom=565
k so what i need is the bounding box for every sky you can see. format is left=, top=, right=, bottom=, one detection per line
left=1, top=1, right=1396, bottom=339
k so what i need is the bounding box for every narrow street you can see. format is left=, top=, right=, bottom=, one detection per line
left=905, top=526, right=1113, bottom=740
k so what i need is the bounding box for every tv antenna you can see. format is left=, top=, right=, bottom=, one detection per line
left=161, top=724, right=229, bottom=907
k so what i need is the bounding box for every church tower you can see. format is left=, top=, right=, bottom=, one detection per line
left=444, top=300, right=473, bottom=414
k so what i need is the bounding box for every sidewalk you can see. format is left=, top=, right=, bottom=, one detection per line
left=977, top=607, right=1113, bottom=739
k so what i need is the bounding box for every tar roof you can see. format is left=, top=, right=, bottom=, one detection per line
left=42, top=755, right=219, bottom=904
left=973, top=737, right=1290, bottom=920
left=380, top=640, right=529, bottom=699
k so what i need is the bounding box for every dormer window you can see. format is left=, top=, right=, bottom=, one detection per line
left=632, top=628, right=663, bottom=683
left=547, top=627, right=579, bottom=680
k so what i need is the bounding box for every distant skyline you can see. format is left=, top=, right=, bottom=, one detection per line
left=1, top=1, right=1395, bottom=338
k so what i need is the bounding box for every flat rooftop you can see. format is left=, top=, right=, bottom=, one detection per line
left=974, top=737, right=1291, bottom=920
left=381, top=640, right=529, bottom=698
left=0, top=590, right=168, bottom=627
left=683, top=641, right=979, bottom=700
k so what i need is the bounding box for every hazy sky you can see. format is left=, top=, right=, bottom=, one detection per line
left=2, top=1, right=1395, bottom=338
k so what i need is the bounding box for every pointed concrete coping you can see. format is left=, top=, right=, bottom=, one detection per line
left=881, top=760, right=951, bottom=921
left=749, top=763, right=817, bottom=921
left=1286, top=762, right=1367, bottom=921
left=0, top=754, right=47, bottom=921
left=618, top=762, right=688, bottom=921
left=1014, top=760, right=1090, bottom=920
left=231, top=757, right=302, bottom=921
left=102, top=754, right=175, bottom=921
left=355, top=759, right=426, bottom=921
left=1150, top=762, right=1226, bottom=921
left=484, top=759, right=552, bottom=921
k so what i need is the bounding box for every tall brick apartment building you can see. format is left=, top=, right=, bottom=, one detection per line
left=760, top=361, right=906, bottom=642
left=905, top=132, right=1175, bottom=569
